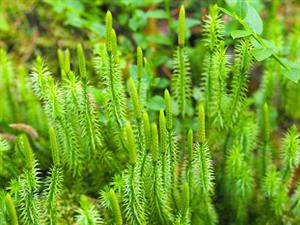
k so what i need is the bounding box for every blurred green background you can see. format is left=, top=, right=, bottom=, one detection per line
left=1, top=0, right=298, bottom=67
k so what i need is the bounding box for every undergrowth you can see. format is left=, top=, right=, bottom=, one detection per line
left=1, top=3, right=300, bottom=225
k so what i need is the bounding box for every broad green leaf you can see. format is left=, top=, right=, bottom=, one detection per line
left=118, top=13, right=129, bottom=25
left=253, top=48, right=274, bottom=61
left=129, top=65, right=150, bottom=87
left=224, top=0, right=248, bottom=18
left=44, top=0, right=66, bottom=13
left=281, top=59, right=300, bottom=82
left=150, top=54, right=168, bottom=66
left=153, top=77, right=169, bottom=89
left=236, top=0, right=248, bottom=18
left=185, top=18, right=201, bottom=29
left=264, top=40, right=279, bottom=53
left=173, top=18, right=200, bottom=30
left=250, top=37, right=278, bottom=53
left=147, top=35, right=172, bottom=46
left=119, top=0, right=133, bottom=6
left=219, top=7, right=235, bottom=17
left=244, top=5, right=263, bottom=34
left=192, top=87, right=202, bottom=101
left=65, top=11, right=84, bottom=28
left=133, top=33, right=147, bottom=48
left=129, top=10, right=147, bottom=31
left=282, top=68, right=300, bottom=83
left=172, top=18, right=200, bottom=40
left=225, top=0, right=238, bottom=8
left=146, top=10, right=168, bottom=19
left=89, top=22, right=105, bottom=36
left=129, top=0, right=164, bottom=7
left=147, top=96, right=165, bottom=111
left=248, top=0, right=264, bottom=12
left=65, top=0, right=84, bottom=11
left=231, top=30, right=252, bottom=39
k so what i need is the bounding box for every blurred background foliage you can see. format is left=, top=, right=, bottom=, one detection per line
left=0, top=1, right=294, bottom=60
left=0, top=0, right=299, bottom=66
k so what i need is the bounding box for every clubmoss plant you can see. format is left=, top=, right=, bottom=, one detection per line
left=43, top=128, right=63, bottom=225
left=16, top=135, right=42, bottom=225
left=1, top=4, right=300, bottom=225
left=171, top=5, right=192, bottom=118
left=5, top=194, right=18, bottom=225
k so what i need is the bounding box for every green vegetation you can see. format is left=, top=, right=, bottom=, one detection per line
left=1, top=0, right=300, bottom=224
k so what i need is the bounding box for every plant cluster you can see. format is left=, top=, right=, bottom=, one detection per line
left=1, top=2, right=300, bottom=225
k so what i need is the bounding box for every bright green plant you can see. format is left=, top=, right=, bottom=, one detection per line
left=171, top=5, right=192, bottom=118
left=43, top=127, right=63, bottom=225
left=16, top=134, right=42, bottom=224
left=1, top=2, right=300, bottom=225
left=4, top=194, right=18, bottom=225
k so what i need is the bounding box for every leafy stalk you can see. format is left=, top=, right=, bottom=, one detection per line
left=171, top=6, right=192, bottom=117
left=43, top=128, right=63, bottom=225
left=123, top=122, right=146, bottom=225
left=149, top=123, right=172, bottom=224
left=16, top=135, right=41, bottom=225
left=5, top=194, right=18, bottom=225
left=226, top=39, right=253, bottom=127
left=201, top=5, right=224, bottom=115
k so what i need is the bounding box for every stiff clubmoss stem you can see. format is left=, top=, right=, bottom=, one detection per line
left=129, top=78, right=142, bottom=120
left=137, top=46, right=143, bottom=80
left=64, top=49, right=70, bottom=74
left=57, top=49, right=64, bottom=71
left=159, top=110, right=167, bottom=153
left=262, top=103, right=270, bottom=143
left=181, top=181, right=190, bottom=215
left=164, top=89, right=173, bottom=131
left=49, top=127, right=60, bottom=166
left=143, top=111, right=151, bottom=151
left=111, top=28, right=117, bottom=54
left=126, top=122, right=137, bottom=165
left=77, top=44, right=87, bottom=80
left=198, top=102, right=206, bottom=144
left=5, top=194, right=19, bottom=225
left=19, top=135, right=34, bottom=169
left=187, top=129, right=193, bottom=161
left=109, top=189, right=123, bottom=225
left=151, top=123, right=159, bottom=163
